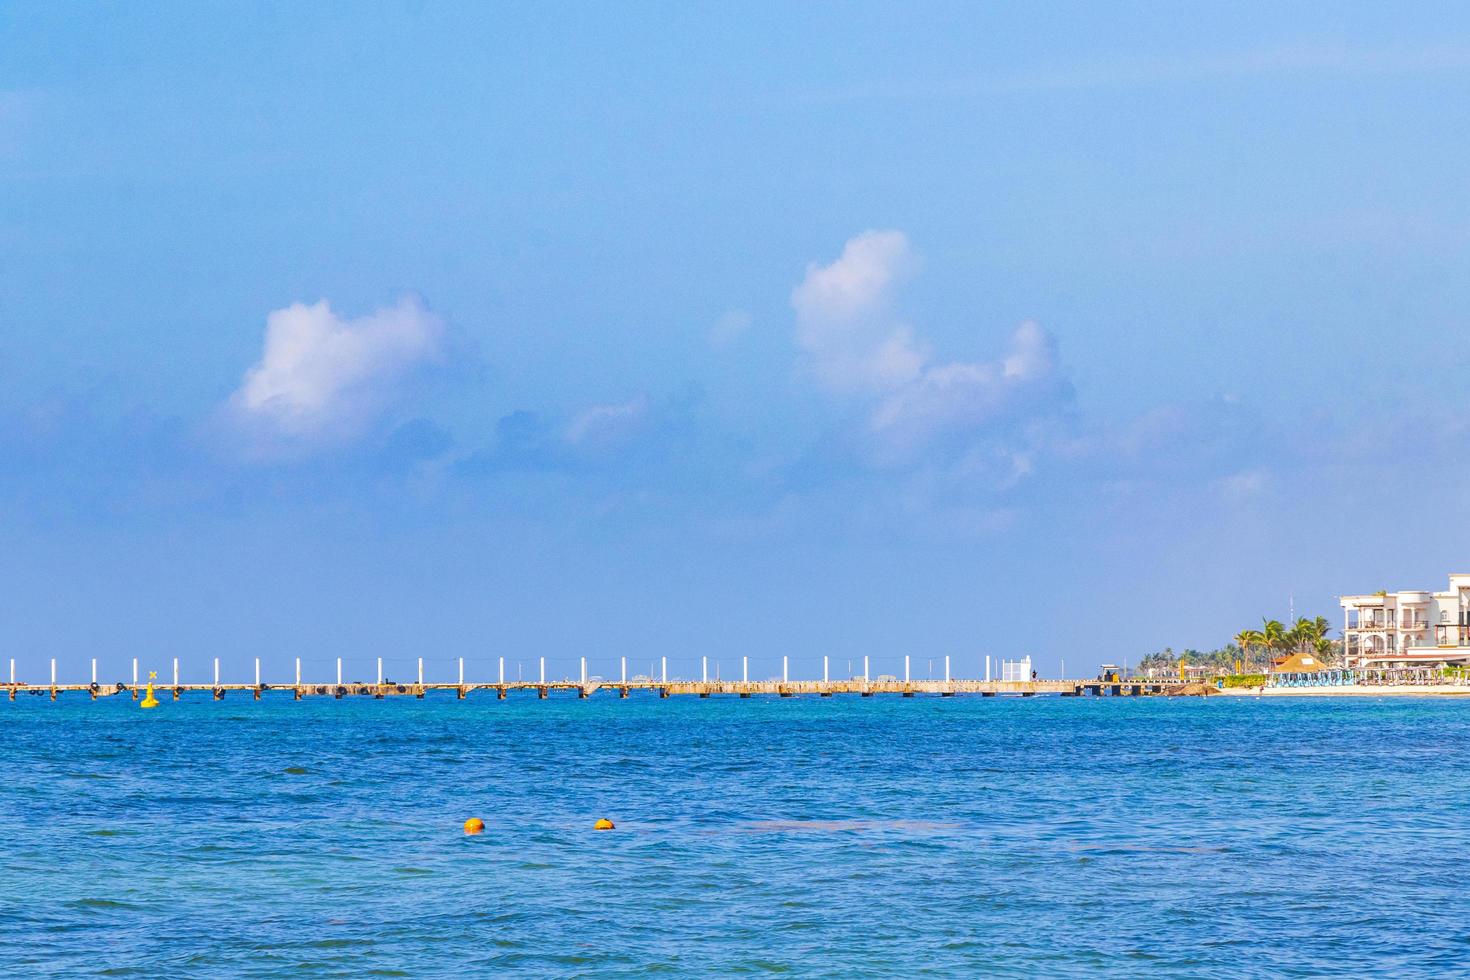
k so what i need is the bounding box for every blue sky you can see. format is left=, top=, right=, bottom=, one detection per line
left=4, top=2, right=1470, bottom=684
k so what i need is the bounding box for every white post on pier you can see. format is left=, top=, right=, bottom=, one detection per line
left=945, top=655, right=951, bottom=683
left=295, top=657, right=301, bottom=686
left=823, top=655, right=829, bottom=683
left=499, top=656, right=505, bottom=685
left=661, top=656, right=667, bottom=683
left=172, top=657, right=178, bottom=687
left=214, top=657, right=220, bottom=687
left=11, top=658, right=16, bottom=684
left=459, top=657, right=465, bottom=686
left=621, top=656, right=627, bottom=684
left=132, top=658, right=138, bottom=686
left=377, top=657, right=383, bottom=685
left=92, top=658, right=97, bottom=685
left=51, top=658, right=57, bottom=686
left=702, top=656, right=707, bottom=683
left=742, top=656, right=748, bottom=683
left=418, top=657, right=424, bottom=686
left=904, top=655, right=910, bottom=683
left=538, top=657, right=545, bottom=684
left=580, top=657, right=587, bottom=685
left=254, top=657, right=261, bottom=687
left=863, top=655, right=869, bottom=684
left=985, top=655, right=991, bottom=682
left=783, top=655, right=788, bottom=682
left=336, top=657, right=342, bottom=686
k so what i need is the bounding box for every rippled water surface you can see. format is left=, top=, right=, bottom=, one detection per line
left=3, top=693, right=1469, bottom=977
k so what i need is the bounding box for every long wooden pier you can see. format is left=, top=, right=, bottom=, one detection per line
left=1, top=677, right=1198, bottom=702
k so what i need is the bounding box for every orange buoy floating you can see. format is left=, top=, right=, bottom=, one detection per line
left=593, top=818, right=615, bottom=831
left=463, top=818, right=485, bottom=835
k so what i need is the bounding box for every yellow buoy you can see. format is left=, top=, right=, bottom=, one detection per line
left=593, top=818, right=615, bottom=831
left=463, top=817, right=485, bottom=835
left=140, top=671, right=160, bottom=709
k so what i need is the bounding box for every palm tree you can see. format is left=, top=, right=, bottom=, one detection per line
left=1232, top=630, right=1251, bottom=671
left=1295, top=616, right=1325, bottom=651
left=1314, top=636, right=1335, bottom=663
left=1235, top=629, right=1263, bottom=673
left=1262, top=619, right=1286, bottom=669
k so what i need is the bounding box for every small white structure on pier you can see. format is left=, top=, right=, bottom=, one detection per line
left=1001, top=656, right=1033, bottom=682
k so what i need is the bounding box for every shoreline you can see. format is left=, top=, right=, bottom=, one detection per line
left=1215, top=684, right=1470, bottom=697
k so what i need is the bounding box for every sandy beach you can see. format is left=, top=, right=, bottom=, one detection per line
left=1216, top=684, right=1470, bottom=697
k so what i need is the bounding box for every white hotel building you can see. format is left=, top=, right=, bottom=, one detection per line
left=1340, top=573, right=1470, bottom=667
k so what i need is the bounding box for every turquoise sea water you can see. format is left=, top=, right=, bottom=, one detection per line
left=2, top=693, right=1468, bottom=977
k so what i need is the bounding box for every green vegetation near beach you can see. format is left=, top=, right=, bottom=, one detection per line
left=1141, top=615, right=1341, bottom=676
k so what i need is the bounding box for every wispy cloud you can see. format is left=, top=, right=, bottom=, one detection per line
left=867, top=320, right=1068, bottom=463
left=1218, top=468, right=1270, bottom=502
left=565, top=395, right=651, bottom=448
left=224, top=296, right=447, bottom=456
left=801, top=40, right=1470, bottom=103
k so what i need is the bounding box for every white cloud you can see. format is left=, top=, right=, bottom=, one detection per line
left=227, top=296, right=446, bottom=450
left=791, top=230, right=926, bottom=392
left=1218, top=468, right=1270, bottom=502
left=565, top=395, right=650, bottom=447
left=867, top=321, right=1066, bottom=455
left=794, top=232, right=1070, bottom=465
